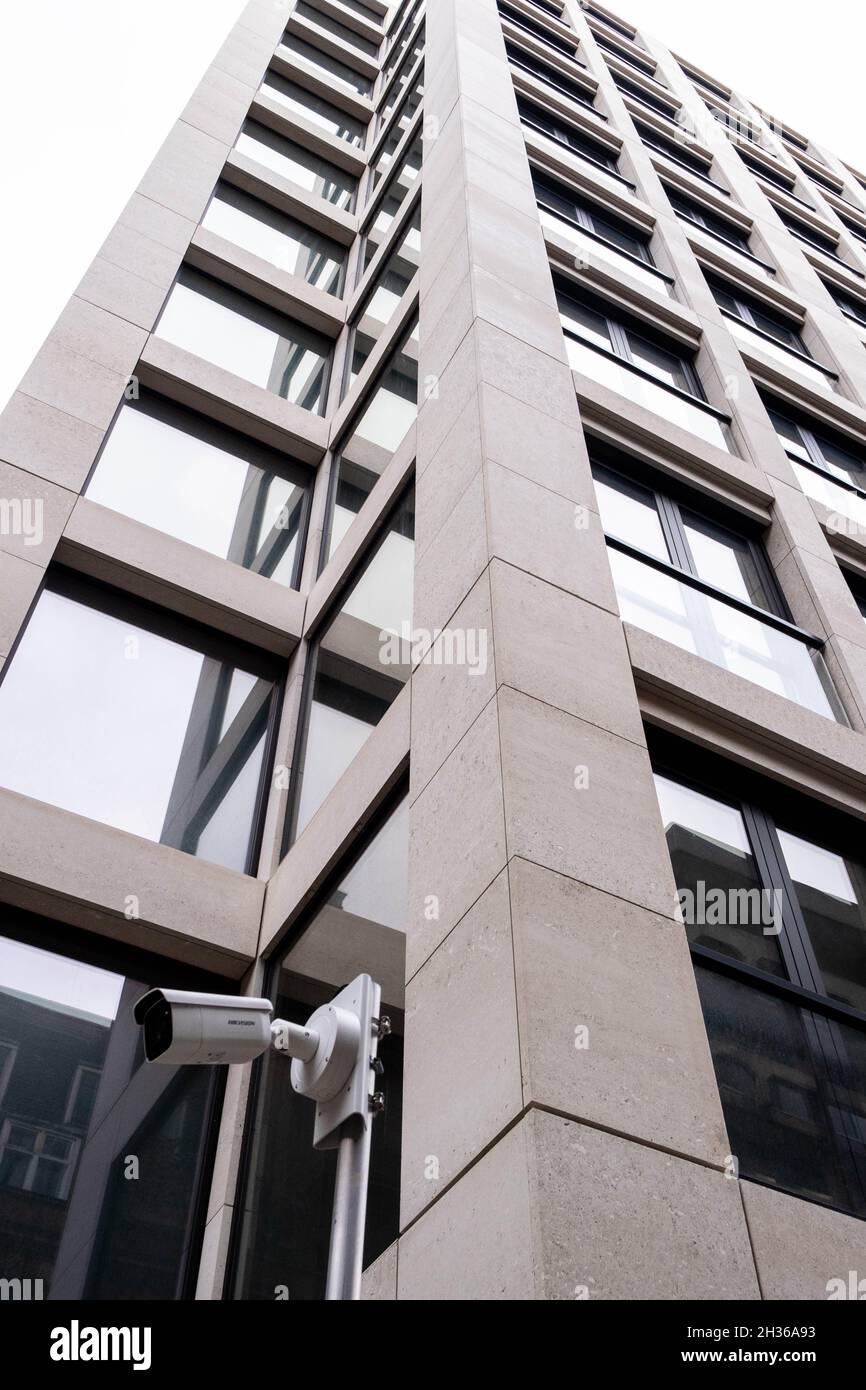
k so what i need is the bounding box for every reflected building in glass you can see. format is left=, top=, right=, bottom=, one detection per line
left=2, top=0, right=866, bottom=1304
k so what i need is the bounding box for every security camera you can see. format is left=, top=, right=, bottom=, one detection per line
left=133, top=989, right=274, bottom=1065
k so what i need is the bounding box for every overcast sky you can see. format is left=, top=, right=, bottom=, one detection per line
left=0, top=0, right=863, bottom=413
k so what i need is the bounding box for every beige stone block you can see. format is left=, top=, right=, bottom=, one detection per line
left=401, top=870, right=521, bottom=1224
left=742, top=1181, right=866, bottom=1301
left=407, top=697, right=506, bottom=975
left=0, top=393, right=104, bottom=493
left=0, top=461, right=75, bottom=568
left=0, top=551, right=42, bottom=659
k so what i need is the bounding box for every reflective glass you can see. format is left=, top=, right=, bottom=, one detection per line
left=295, top=2, right=379, bottom=56
left=329, top=319, right=419, bottom=557
left=349, top=208, right=420, bottom=383
left=295, top=494, right=415, bottom=836
left=654, top=774, right=785, bottom=975
left=258, top=71, right=364, bottom=145
left=278, top=33, right=372, bottom=94
left=202, top=182, right=345, bottom=295
left=0, top=928, right=221, bottom=1298
left=0, top=577, right=276, bottom=871
left=87, top=394, right=309, bottom=587
left=234, top=796, right=407, bottom=1298
left=778, top=830, right=866, bottom=1013
left=611, top=550, right=837, bottom=719
left=363, top=136, right=423, bottom=262
left=235, top=121, right=357, bottom=209
left=156, top=268, right=331, bottom=411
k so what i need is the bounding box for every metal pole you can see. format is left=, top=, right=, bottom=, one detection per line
left=324, top=1120, right=373, bottom=1300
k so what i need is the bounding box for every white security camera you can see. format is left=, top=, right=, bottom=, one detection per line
left=133, top=989, right=274, bottom=1065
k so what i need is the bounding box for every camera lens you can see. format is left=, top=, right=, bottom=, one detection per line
left=143, top=998, right=173, bottom=1060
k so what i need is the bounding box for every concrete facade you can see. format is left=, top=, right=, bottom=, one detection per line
left=2, top=0, right=866, bottom=1301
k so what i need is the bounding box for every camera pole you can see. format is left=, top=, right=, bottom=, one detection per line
left=272, top=973, right=389, bottom=1302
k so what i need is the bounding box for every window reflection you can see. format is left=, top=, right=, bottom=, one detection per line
left=293, top=493, right=414, bottom=841
left=328, top=319, right=419, bottom=559
left=363, top=136, right=423, bottom=267
left=234, top=121, right=357, bottom=210
left=156, top=268, right=331, bottom=411
left=348, top=207, right=420, bottom=386
left=278, top=33, right=373, bottom=95
left=777, top=829, right=866, bottom=1013
left=232, top=796, right=407, bottom=1299
left=258, top=71, right=365, bottom=146
left=203, top=182, right=346, bottom=295
left=87, top=394, right=310, bottom=586
left=0, top=926, right=223, bottom=1298
left=0, top=573, right=278, bottom=872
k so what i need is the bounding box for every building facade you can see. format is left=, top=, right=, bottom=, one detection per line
left=1, top=0, right=866, bottom=1300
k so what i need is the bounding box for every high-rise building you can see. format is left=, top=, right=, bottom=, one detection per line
left=1, top=0, right=866, bottom=1302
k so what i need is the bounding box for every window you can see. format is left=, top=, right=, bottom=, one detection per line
left=376, top=65, right=424, bottom=154
left=825, top=280, right=866, bottom=328
left=497, top=2, right=579, bottom=58
left=795, top=160, right=843, bottom=198
left=369, top=106, right=423, bottom=197
left=652, top=735, right=866, bottom=1222
left=232, top=793, right=407, bottom=1299
left=635, top=120, right=722, bottom=188
left=294, top=1, right=380, bottom=57
left=709, top=276, right=835, bottom=392
left=767, top=403, right=866, bottom=533
left=507, top=43, right=598, bottom=112
left=679, top=63, right=731, bottom=104
left=278, top=32, right=373, bottom=95
left=838, top=213, right=866, bottom=248
left=776, top=208, right=842, bottom=260
left=708, top=105, right=762, bottom=148
left=291, top=492, right=414, bottom=841
left=86, top=393, right=310, bottom=587
left=665, top=185, right=755, bottom=257
left=846, top=573, right=866, bottom=623
left=202, top=182, right=346, bottom=296
left=362, top=135, right=423, bottom=265
left=327, top=317, right=419, bottom=558
left=612, top=72, right=679, bottom=122
left=533, top=170, right=671, bottom=295
left=156, top=268, right=331, bottom=411
left=0, top=571, right=281, bottom=873
left=257, top=71, right=365, bottom=147
left=592, top=457, right=839, bottom=719
left=556, top=276, right=733, bottom=450
left=583, top=4, right=638, bottom=42
left=383, top=0, right=422, bottom=83
left=517, top=96, right=620, bottom=176
left=0, top=918, right=226, bottom=1297
left=348, top=206, right=420, bottom=384
left=738, top=148, right=797, bottom=196
left=234, top=120, right=357, bottom=210
left=593, top=30, right=656, bottom=77
left=377, top=24, right=424, bottom=132
left=527, top=0, right=563, bottom=15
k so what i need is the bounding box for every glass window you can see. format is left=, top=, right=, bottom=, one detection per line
left=294, top=1, right=380, bottom=57
left=202, top=182, right=346, bottom=296
left=293, top=494, right=414, bottom=839
left=349, top=207, right=420, bottom=383
left=0, top=922, right=224, bottom=1298
left=508, top=44, right=596, bottom=111
left=232, top=795, right=407, bottom=1299
left=518, top=96, right=616, bottom=168
left=363, top=136, right=423, bottom=266
left=625, top=331, right=692, bottom=390
left=653, top=748, right=866, bottom=1222
left=594, top=30, right=656, bottom=76
left=156, top=267, right=331, bottom=412
left=257, top=70, right=365, bottom=146
left=612, top=72, right=679, bottom=121
left=778, top=209, right=840, bottom=258
left=594, top=463, right=839, bottom=720
left=234, top=120, right=357, bottom=210
left=86, top=393, right=310, bottom=587
left=378, top=25, right=424, bottom=131
left=0, top=573, right=279, bottom=872
left=655, top=775, right=785, bottom=975
left=278, top=33, right=373, bottom=95
left=498, top=2, right=578, bottom=57
left=665, top=186, right=751, bottom=254
left=777, top=830, right=866, bottom=1013
left=827, top=281, right=866, bottom=328
left=533, top=172, right=650, bottom=261
left=328, top=319, right=419, bottom=558
left=636, top=121, right=716, bottom=181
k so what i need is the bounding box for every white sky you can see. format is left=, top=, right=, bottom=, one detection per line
left=0, top=0, right=863, bottom=414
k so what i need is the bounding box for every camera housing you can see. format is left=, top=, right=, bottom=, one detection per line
left=133, top=989, right=273, bottom=1065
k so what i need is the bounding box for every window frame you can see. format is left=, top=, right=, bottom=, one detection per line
left=507, top=41, right=601, bottom=114
left=650, top=729, right=866, bottom=1222
left=497, top=1, right=580, bottom=59
left=635, top=120, right=728, bottom=194
left=708, top=276, right=838, bottom=381
left=556, top=276, right=731, bottom=424
left=768, top=403, right=866, bottom=505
